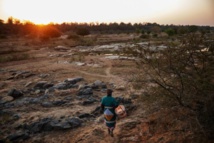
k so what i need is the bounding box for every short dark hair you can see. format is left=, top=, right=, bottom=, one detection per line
left=107, top=89, right=113, bottom=96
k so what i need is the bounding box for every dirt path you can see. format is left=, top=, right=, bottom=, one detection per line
left=75, top=58, right=126, bottom=88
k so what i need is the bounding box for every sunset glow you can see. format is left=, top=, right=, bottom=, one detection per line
left=0, top=0, right=214, bottom=25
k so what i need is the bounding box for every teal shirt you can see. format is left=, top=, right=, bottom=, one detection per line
left=101, top=96, right=118, bottom=109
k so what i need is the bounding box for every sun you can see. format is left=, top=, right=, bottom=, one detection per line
left=2, top=0, right=68, bottom=24
left=1, top=0, right=103, bottom=24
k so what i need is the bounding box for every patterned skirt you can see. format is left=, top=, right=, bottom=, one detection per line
left=103, top=107, right=116, bottom=128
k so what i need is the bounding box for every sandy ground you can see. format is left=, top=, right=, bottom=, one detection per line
left=0, top=34, right=205, bottom=143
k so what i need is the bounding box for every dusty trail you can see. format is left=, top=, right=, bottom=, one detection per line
left=77, top=58, right=126, bottom=87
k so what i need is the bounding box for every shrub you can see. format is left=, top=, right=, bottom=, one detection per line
left=165, top=28, right=176, bottom=36
left=67, top=33, right=80, bottom=40
left=76, top=28, right=90, bottom=36
left=38, top=25, right=61, bottom=41
left=0, top=53, right=30, bottom=63
left=140, top=34, right=150, bottom=39
left=125, top=33, right=214, bottom=138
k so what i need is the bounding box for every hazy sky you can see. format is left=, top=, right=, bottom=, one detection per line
left=0, top=0, right=214, bottom=25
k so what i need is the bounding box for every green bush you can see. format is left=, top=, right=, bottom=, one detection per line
left=165, top=28, right=176, bottom=36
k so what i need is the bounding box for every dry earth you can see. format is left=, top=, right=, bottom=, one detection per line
left=0, top=34, right=207, bottom=143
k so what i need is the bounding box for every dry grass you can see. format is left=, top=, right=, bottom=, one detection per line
left=0, top=53, right=30, bottom=63
left=111, top=60, right=138, bottom=76
left=1, top=33, right=210, bottom=143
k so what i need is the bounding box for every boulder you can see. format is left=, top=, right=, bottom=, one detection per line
left=78, top=84, right=91, bottom=90
left=34, top=81, right=48, bottom=89
left=91, top=80, right=107, bottom=89
left=64, top=77, right=83, bottom=84
left=78, top=88, right=93, bottom=96
left=8, top=89, right=23, bottom=99
left=43, top=83, right=54, bottom=89
left=27, top=118, right=52, bottom=133
left=34, top=81, right=54, bottom=90
left=53, top=82, right=76, bottom=90
left=25, top=117, right=82, bottom=133
left=50, top=121, right=71, bottom=130
left=67, top=117, right=82, bottom=128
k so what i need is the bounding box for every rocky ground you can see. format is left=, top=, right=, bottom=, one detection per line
left=0, top=34, right=207, bottom=143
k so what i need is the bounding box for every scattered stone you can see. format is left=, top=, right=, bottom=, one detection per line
left=6, top=76, right=14, bottom=80
left=91, top=106, right=102, bottom=116
left=13, top=114, right=21, bottom=120
left=7, top=131, right=30, bottom=142
left=115, top=97, right=132, bottom=104
left=27, top=118, right=52, bottom=133
left=78, top=113, right=95, bottom=119
left=125, top=104, right=137, bottom=114
left=82, top=98, right=97, bottom=105
left=35, top=89, right=41, bottom=94
left=78, top=88, right=93, bottom=96
left=26, top=117, right=82, bottom=133
left=115, top=85, right=125, bottom=91
left=94, top=80, right=102, bottom=86
left=34, top=81, right=48, bottom=89
left=43, top=83, right=54, bottom=89
left=95, top=115, right=104, bottom=123
left=50, top=121, right=71, bottom=130
left=59, top=35, right=69, bottom=39
left=73, top=62, right=86, bottom=66
left=23, top=73, right=35, bottom=78
left=67, top=117, right=82, bottom=128
left=39, top=74, right=50, bottom=78
left=0, top=82, right=6, bottom=89
left=0, top=96, right=14, bottom=104
left=60, top=116, right=65, bottom=119
left=78, top=84, right=90, bottom=90
left=64, top=77, right=83, bottom=84
left=53, top=81, right=76, bottom=90
left=25, top=82, right=33, bottom=87
left=52, top=100, right=66, bottom=106
left=91, top=80, right=107, bottom=89
left=53, top=82, right=68, bottom=90
left=64, top=96, right=72, bottom=101
left=41, top=102, right=53, bottom=108
left=8, top=89, right=23, bottom=99
left=130, top=94, right=139, bottom=99
left=9, top=71, right=35, bottom=79
left=54, top=45, right=69, bottom=52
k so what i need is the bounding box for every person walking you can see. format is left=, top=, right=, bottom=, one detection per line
left=101, top=89, right=118, bottom=137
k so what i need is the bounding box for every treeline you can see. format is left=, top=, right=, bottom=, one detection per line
left=0, top=17, right=213, bottom=38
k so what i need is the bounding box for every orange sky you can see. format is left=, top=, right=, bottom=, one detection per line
left=0, top=0, right=214, bottom=26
